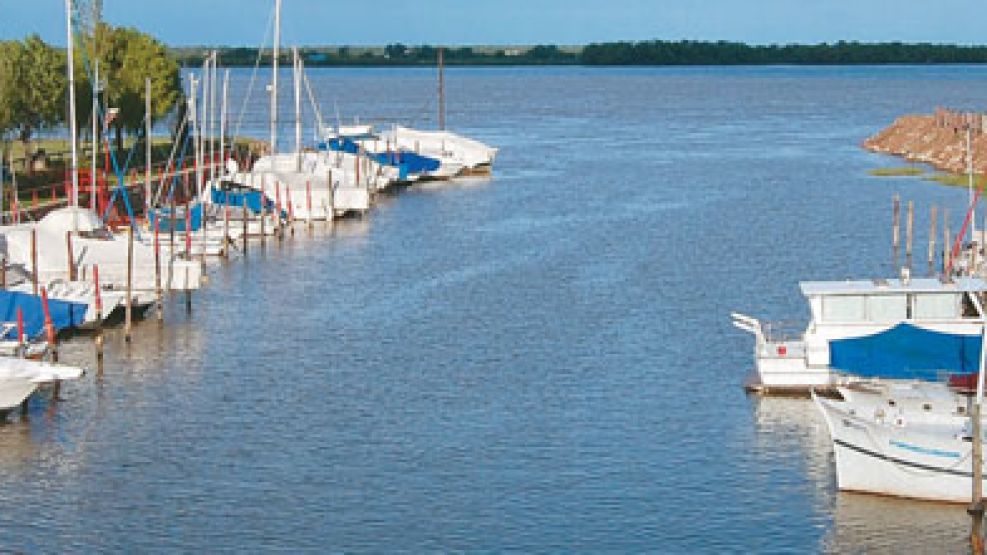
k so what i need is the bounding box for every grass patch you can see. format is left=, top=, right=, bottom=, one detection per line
left=868, top=166, right=925, bottom=177
left=922, top=173, right=987, bottom=188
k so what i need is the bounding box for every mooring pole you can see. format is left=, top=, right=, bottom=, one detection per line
left=906, top=200, right=914, bottom=270
left=124, top=225, right=133, bottom=342
left=930, top=205, right=938, bottom=275
left=93, top=264, right=104, bottom=367
left=892, top=195, right=901, bottom=271
left=30, top=229, right=38, bottom=296
left=154, top=217, right=163, bottom=321
left=945, top=209, right=952, bottom=280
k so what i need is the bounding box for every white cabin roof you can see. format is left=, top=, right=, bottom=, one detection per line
left=799, top=277, right=987, bottom=297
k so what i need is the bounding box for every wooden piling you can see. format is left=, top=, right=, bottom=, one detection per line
left=306, top=180, right=312, bottom=227
left=945, top=209, right=952, bottom=279
left=929, top=205, right=938, bottom=274
left=892, top=195, right=901, bottom=269
left=16, top=307, right=24, bottom=352
left=40, top=287, right=56, bottom=363
left=906, top=200, right=914, bottom=269
left=0, top=255, right=6, bottom=288
left=260, top=178, right=267, bottom=244
left=242, top=195, right=248, bottom=254
left=66, top=231, right=75, bottom=281
left=275, top=181, right=283, bottom=240
left=184, top=202, right=192, bottom=259
left=154, top=217, right=163, bottom=321
left=972, top=399, right=985, bottom=553
left=223, top=204, right=230, bottom=258
left=30, top=229, right=38, bottom=296
left=124, top=226, right=133, bottom=343
left=93, top=264, right=103, bottom=365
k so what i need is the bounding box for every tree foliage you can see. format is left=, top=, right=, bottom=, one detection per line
left=81, top=24, right=183, bottom=151
left=0, top=27, right=182, bottom=156
left=3, top=35, right=67, bottom=147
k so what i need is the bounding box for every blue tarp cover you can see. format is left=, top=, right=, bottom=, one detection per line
left=210, top=188, right=269, bottom=214
left=829, top=322, right=982, bottom=381
left=0, top=290, right=87, bottom=340
left=322, top=138, right=439, bottom=178
left=148, top=203, right=204, bottom=233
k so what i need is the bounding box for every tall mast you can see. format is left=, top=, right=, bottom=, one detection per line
left=270, top=0, right=281, bottom=155
left=145, top=77, right=152, bottom=217
left=293, top=47, right=302, bottom=172
left=209, top=51, right=217, bottom=190
left=66, top=0, right=80, bottom=227
left=91, top=60, right=99, bottom=212
left=438, top=47, right=445, bottom=130
left=220, top=69, right=229, bottom=170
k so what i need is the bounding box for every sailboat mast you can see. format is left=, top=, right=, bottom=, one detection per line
left=145, top=77, right=152, bottom=217
left=438, top=47, right=445, bottom=130
left=92, top=60, right=99, bottom=212
left=270, top=0, right=281, bottom=155
left=220, top=69, right=229, bottom=169
left=65, top=0, right=80, bottom=223
left=293, top=47, right=302, bottom=172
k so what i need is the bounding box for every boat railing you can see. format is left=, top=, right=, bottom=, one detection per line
left=761, top=321, right=804, bottom=343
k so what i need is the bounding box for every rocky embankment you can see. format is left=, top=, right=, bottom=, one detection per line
left=863, top=108, right=987, bottom=174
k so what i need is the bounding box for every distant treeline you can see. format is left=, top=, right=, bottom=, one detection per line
left=172, top=44, right=578, bottom=67
left=173, top=40, right=987, bottom=67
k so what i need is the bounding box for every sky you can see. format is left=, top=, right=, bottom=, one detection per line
left=1, top=0, right=986, bottom=47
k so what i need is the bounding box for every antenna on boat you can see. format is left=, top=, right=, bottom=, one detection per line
left=65, top=0, right=80, bottom=231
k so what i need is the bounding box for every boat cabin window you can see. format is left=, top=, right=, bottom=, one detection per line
left=821, top=295, right=867, bottom=322
left=911, top=293, right=961, bottom=320
left=866, top=294, right=907, bottom=321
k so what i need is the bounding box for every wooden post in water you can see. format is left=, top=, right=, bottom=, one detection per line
left=945, top=209, right=952, bottom=280
left=223, top=204, right=230, bottom=258
left=242, top=195, right=249, bottom=254
left=892, top=195, right=901, bottom=270
left=0, top=255, right=6, bottom=288
left=154, top=217, right=163, bottom=321
left=906, top=200, right=914, bottom=270
left=929, top=205, right=938, bottom=275
left=275, top=181, right=283, bottom=241
left=93, top=264, right=103, bottom=366
left=124, top=226, right=134, bottom=343
left=30, top=229, right=38, bottom=296
left=66, top=231, right=75, bottom=281
left=40, top=287, right=57, bottom=365
left=260, top=176, right=267, bottom=245
left=306, top=180, right=312, bottom=227
left=971, top=316, right=987, bottom=554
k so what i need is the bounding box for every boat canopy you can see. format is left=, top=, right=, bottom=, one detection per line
left=0, top=290, right=87, bottom=340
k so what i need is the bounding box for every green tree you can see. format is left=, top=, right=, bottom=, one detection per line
left=0, top=41, right=18, bottom=138
left=87, top=24, right=183, bottom=154
left=10, top=35, right=66, bottom=169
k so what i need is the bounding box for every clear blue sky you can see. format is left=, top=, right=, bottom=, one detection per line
left=2, top=0, right=986, bottom=46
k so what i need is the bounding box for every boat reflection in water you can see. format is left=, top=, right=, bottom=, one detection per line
left=751, top=396, right=969, bottom=552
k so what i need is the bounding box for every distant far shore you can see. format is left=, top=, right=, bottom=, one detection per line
left=169, top=40, right=987, bottom=67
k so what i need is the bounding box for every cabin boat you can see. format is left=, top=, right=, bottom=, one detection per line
left=813, top=382, right=985, bottom=503
left=733, top=274, right=987, bottom=393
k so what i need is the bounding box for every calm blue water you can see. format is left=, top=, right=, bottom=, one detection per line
left=6, top=65, right=987, bottom=552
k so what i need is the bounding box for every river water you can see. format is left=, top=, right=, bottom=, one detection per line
left=4, top=65, right=987, bottom=552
